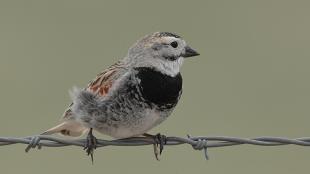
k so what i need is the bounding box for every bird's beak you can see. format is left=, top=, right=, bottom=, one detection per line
left=182, top=46, right=200, bottom=58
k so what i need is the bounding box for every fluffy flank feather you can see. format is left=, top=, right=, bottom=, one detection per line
left=69, top=87, right=106, bottom=120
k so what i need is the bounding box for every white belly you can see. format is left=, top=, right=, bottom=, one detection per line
left=99, top=109, right=167, bottom=138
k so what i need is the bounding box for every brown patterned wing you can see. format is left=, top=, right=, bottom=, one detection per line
left=87, top=61, right=125, bottom=95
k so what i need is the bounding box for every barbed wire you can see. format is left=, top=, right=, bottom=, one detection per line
left=0, top=135, right=310, bottom=160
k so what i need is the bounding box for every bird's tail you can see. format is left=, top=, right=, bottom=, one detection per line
left=42, top=120, right=89, bottom=137
left=43, top=87, right=102, bottom=137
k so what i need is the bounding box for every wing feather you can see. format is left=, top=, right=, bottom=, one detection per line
left=87, top=61, right=125, bottom=95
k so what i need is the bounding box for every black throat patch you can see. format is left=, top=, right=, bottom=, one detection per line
left=135, top=67, right=183, bottom=109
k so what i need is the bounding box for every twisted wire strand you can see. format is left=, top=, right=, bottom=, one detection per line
left=0, top=135, right=309, bottom=159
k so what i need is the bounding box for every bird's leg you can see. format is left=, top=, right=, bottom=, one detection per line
left=143, top=133, right=167, bottom=160
left=84, top=128, right=97, bottom=163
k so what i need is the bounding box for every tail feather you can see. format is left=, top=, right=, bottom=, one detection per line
left=42, top=120, right=88, bottom=137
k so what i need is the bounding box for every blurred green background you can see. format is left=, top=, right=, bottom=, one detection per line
left=0, top=0, right=310, bottom=173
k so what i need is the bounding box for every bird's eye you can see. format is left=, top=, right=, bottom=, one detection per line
left=170, top=41, right=178, bottom=48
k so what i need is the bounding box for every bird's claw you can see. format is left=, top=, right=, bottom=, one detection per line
left=154, top=133, right=167, bottom=155
left=84, top=129, right=97, bottom=163
left=144, top=133, right=167, bottom=160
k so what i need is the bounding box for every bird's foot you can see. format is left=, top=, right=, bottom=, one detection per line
left=143, top=133, right=167, bottom=160
left=84, top=128, right=97, bottom=164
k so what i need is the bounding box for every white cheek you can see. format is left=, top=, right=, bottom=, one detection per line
left=157, top=57, right=183, bottom=76
left=127, top=49, right=184, bottom=77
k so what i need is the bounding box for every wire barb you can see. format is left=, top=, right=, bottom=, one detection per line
left=187, top=134, right=208, bottom=160
left=25, top=136, right=42, bottom=152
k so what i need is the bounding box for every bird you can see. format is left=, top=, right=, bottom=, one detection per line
left=42, top=32, right=200, bottom=161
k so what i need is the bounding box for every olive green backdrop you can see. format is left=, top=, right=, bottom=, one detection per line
left=1, top=0, right=310, bottom=173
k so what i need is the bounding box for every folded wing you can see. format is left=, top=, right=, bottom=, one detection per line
left=42, top=61, right=126, bottom=137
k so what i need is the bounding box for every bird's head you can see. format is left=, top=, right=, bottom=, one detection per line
left=124, top=32, right=200, bottom=76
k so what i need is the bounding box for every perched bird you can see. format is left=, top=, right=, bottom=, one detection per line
left=43, top=32, right=199, bottom=161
